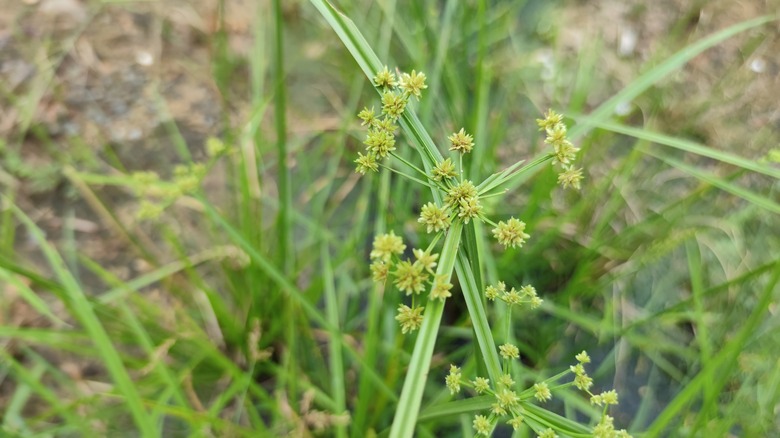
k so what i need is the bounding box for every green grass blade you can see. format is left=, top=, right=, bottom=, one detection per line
left=569, top=15, right=777, bottom=140
left=389, top=220, right=463, bottom=438
left=418, top=396, right=493, bottom=422
left=644, top=267, right=780, bottom=436
left=0, top=268, right=67, bottom=326
left=644, top=148, right=780, bottom=214
left=454, top=250, right=502, bottom=383
left=6, top=201, right=157, bottom=437
left=586, top=119, right=780, bottom=180
left=322, top=243, right=347, bottom=438
left=196, top=195, right=397, bottom=401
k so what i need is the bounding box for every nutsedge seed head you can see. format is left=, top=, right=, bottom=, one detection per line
left=376, top=117, right=396, bottom=133
left=536, top=109, right=564, bottom=133
left=538, top=428, right=558, bottom=438
left=457, top=197, right=483, bottom=223
left=552, top=140, right=580, bottom=166
left=601, top=389, right=619, bottom=405
left=507, top=416, right=524, bottom=430
left=395, top=304, right=424, bottom=334
left=393, top=260, right=428, bottom=295
left=370, top=261, right=389, bottom=283
left=499, top=343, right=520, bottom=360
left=485, top=284, right=500, bottom=301
left=499, top=374, right=515, bottom=388
left=381, top=91, right=407, bottom=119
left=490, top=403, right=507, bottom=416
left=558, top=165, right=584, bottom=190
left=533, top=382, right=552, bottom=403
left=473, top=415, right=491, bottom=436
left=448, top=128, right=474, bottom=154
left=445, top=180, right=478, bottom=208
left=432, top=158, right=458, bottom=181
left=574, top=373, right=593, bottom=391
left=418, top=202, right=451, bottom=233
left=358, top=106, right=377, bottom=126
left=496, top=389, right=520, bottom=408
left=374, top=66, right=397, bottom=89
left=544, top=123, right=568, bottom=146
left=520, top=284, right=537, bottom=298
left=492, top=217, right=530, bottom=249
left=446, top=365, right=462, bottom=395
left=370, top=231, right=406, bottom=261
left=355, top=152, right=379, bottom=174
left=430, top=275, right=453, bottom=301
left=413, top=248, right=439, bottom=273
left=206, top=137, right=226, bottom=157
left=576, top=350, right=591, bottom=364
left=501, top=288, right=522, bottom=306
left=364, top=128, right=396, bottom=158
left=593, top=415, right=633, bottom=438
left=399, top=70, right=428, bottom=100
left=473, top=377, right=490, bottom=394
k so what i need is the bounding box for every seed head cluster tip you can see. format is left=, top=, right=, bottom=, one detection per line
left=473, top=415, right=492, bottom=436
left=492, top=217, right=530, bottom=249
left=418, top=202, right=451, bottom=233
left=432, top=157, right=457, bottom=181
left=537, top=109, right=584, bottom=190
left=395, top=304, right=423, bottom=334
left=448, top=128, right=474, bottom=153
left=399, top=70, right=428, bottom=100
left=354, top=66, right=425, bottom=175
left=446, top=364, right=462, bottom=394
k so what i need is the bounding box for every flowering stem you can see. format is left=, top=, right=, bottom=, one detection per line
left=389, top=220, right=463, bottom=438
left=389, top=152, right=430, bottom=180
left=377, top=163, right=438, bottom=190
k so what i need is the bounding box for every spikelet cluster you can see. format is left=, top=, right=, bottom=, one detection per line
left=355, top=67, right=428, bottom=174
left=536, top=109, right=584, bottom=190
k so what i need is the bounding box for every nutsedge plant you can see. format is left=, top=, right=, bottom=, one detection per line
left=352, top=65, right=629, bottom=437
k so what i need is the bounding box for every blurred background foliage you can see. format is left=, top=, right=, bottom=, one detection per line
left=0, top=0, right=778, bottom=436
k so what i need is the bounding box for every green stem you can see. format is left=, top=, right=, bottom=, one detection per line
left=389, top=220, right=463, bottom=438
left=273, top=0, right=296, bottom=410
left=390, top=152, right=429, bottom=179
left=378, top=163, right=438, bottom=189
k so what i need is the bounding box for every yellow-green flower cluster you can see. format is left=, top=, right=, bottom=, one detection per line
left=395, top=304, right=424, bottom=334
left=430, top=274, right=453, bottom=300
left=565, top=352, right=633, bottom=438
left=492, top=217, right=530, bottom=249
left=132, top=163, right=207, bottom=220
left=499, top=343, right=520, bottom=360
left=473, top=414, right=492, bottom=436
left=369, top=231, right=406, bottom=261
left=446, top=364, right=462, bottom=394
left=444, top=179, right=483, bottom=224
left=473, top=377, right=490, bottom=394
left=485, top=282, right=543, bottom=309
left=418, top=202, right=451, bottom=233
left=592, top=414, right=632, bottom=438
left=536, top=109, right=584, bottom=190
left=355, top=66, right=427, bottom=174
left=369, top=231, right=455, bottom=332
left=533, top=382, right=552, bottom=403
left=449, top=128, right=474, bottom=153
left=432, top=158, right=457, bottom=181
